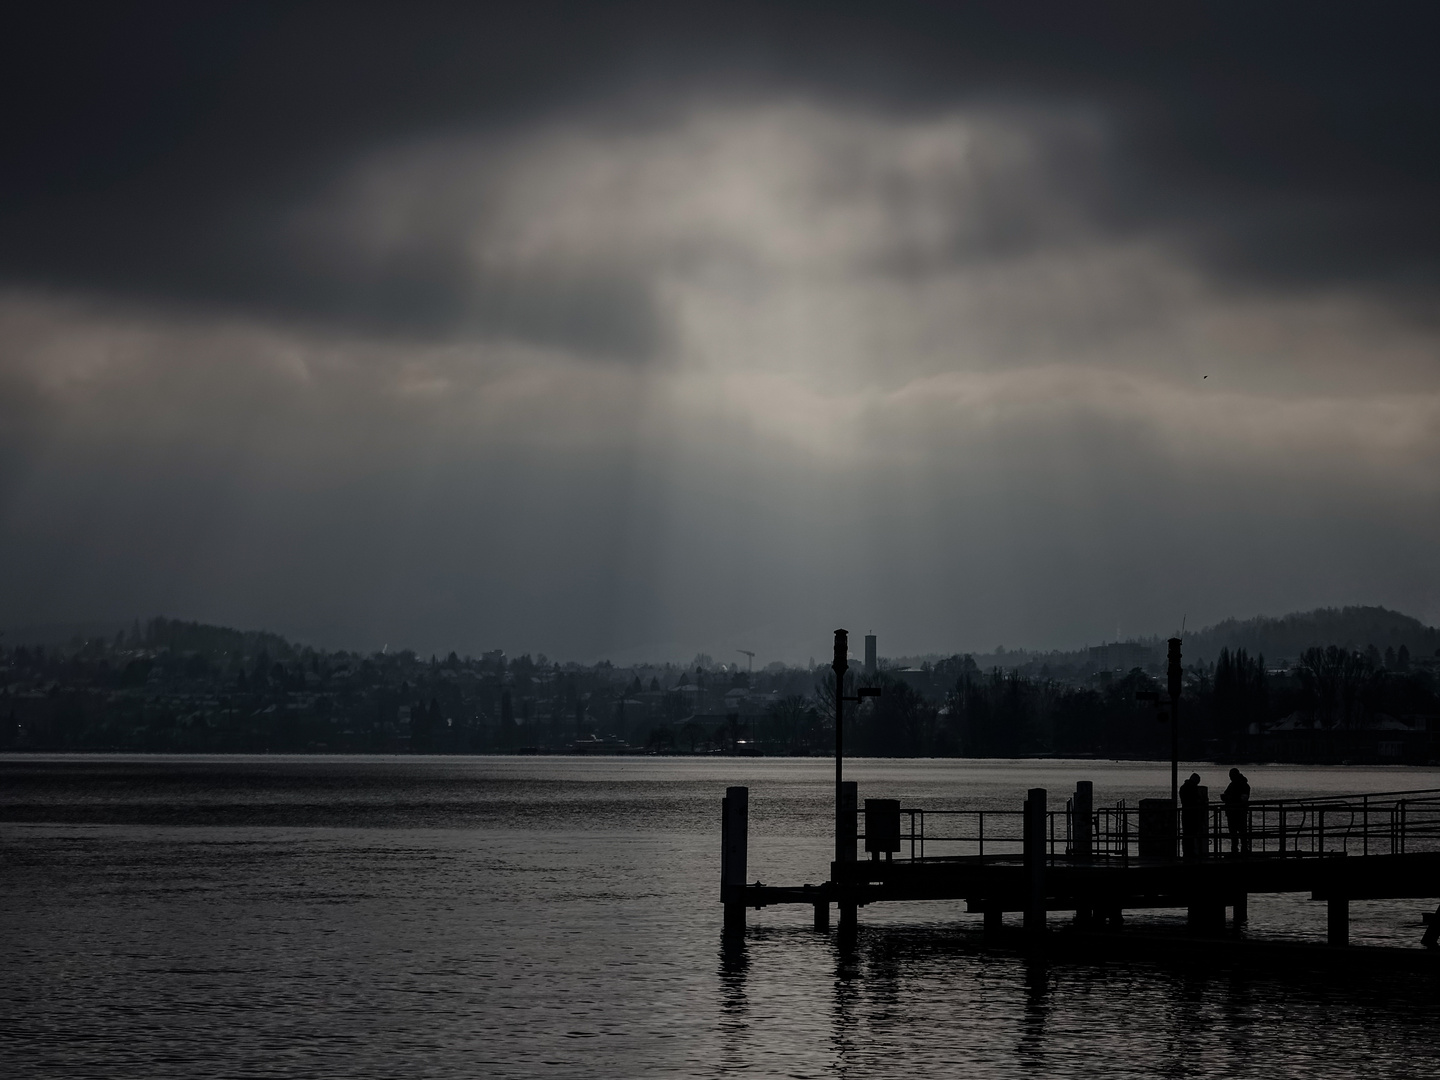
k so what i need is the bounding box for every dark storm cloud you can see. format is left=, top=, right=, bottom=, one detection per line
left=5, top=2, right=1440, bottom=340
left=3, top=3, right=1440, bottom=658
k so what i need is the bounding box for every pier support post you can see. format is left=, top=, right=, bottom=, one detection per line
left=1232, top=893, right=1248, bottom=929
left=1188, top=898, right=1225, bottom=934
left=1024, top=788, right=1047, bottom=938
left=1073, top=781, right=1093, bottom=860
left=1182, top=786, right=1209, bottom=861
left=838, top=781, right=858, bottom=863
left=1423, top=903, right=1440, bottom=950
left=1327, top=896, right=1349, bottom=947
left=722, top=786, right=748, bottom=934
left=813, top=902, right=829, bottom=931
left=836, top=780, right=859, bottom=935
left=1068, top=784, right=1095, bottom=928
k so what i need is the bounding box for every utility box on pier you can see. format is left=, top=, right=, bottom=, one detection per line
left=1138, top=798, right=1176, bottom=859
left=865, top=799, right=902, bottom=858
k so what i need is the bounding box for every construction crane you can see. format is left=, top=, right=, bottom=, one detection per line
left=737, top=649, right=755, bottom=673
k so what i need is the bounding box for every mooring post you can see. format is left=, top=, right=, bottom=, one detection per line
left=838, top=780, right=858, bottom=933
left=1327, top=896, right=1349, bottom=947
left=1188, top=896, right=1225, bottom=933
left=838, top=781, right=858, bottom=863
left=1024, top=788, right=1047, bottom=938
left=722, top=786, right=748, bottom=934
left=1185, top=787, right=1223, bottom=932
left=1232, top=893, right=1248, bottom=929
left=1182, top=785, right=1209, bottom=862
left=1073, top=780, right=1093, bottom=860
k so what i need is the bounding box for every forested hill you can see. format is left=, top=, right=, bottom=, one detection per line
left=7, top=607, right=1439, bottom=671
left=11, top=617, right=305, bottom=661
left=1186, top=606, right=1439, bottom=664
left=138, top=617, right=299, bottom=661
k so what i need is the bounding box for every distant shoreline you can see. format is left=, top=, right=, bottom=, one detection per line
left=2, top=749, right=1435, bottom=768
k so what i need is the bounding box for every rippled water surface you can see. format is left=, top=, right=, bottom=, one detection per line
left=4, top=756, right=1440, bottom=1078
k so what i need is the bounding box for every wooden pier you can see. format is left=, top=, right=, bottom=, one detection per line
left=721, top=780, right=1440, bottom=956
left=721, top=629, right=1440, bottom=961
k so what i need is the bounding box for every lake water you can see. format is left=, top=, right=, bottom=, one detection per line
left=3, top=755, right=1440, bottom=1078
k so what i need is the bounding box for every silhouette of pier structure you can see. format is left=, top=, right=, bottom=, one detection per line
left=719, top=630, right=1440, bottom=960
left=722, top=780, right=1440, bottom=952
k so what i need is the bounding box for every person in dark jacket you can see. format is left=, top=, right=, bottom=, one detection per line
left=1221, top=768, right=1251, bottom=855
left=1179, top=772, right=1205, bottom=859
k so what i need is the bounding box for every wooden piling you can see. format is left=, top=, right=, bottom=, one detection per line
left=1188, top=898, right=1225, bottom=934
left=838, top=780, right=858, bottom=932
left=838, top=781, right=857, bottom=863
left=813, top=902, right=829, bottom=931
left=1423, top=903, right=1440, bottom=950
left=1073, top=780, right=1093, bottom=859
left=722, top=786, right=748, bottom=933
left=1024, top=787, right=1047, bottom=937
left=1182, top=786, right=1209, bottom=860
left=1328, top=896, right=1349, bottom=947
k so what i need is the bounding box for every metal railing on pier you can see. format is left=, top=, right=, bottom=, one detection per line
left=854, top=787, right=1440, bottom=865
left=1234, top=788, right=1440, bottom=859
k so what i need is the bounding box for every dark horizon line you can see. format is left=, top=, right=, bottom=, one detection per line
left=3, top=602, right=1435, bottom=668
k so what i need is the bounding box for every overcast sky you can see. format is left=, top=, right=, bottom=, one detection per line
left=2, top=3, right=1437, bottom=662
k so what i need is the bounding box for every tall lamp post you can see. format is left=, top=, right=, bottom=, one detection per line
left=1137, top=637, right=1185, bottom=844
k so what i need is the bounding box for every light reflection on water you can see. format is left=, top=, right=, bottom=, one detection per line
left=2, top=755, right=1439, bottom=1078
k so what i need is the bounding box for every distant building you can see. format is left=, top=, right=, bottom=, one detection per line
left=1088, top=641, right=1156, bottom=672
left=865, top=635, right=877, bottom=676
left=893, top=668, right=931, bottom=693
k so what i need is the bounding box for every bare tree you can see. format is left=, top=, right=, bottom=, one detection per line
left=1295, top=646, right=1378, bottom=729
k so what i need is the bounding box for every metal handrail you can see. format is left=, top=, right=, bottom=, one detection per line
left=860, top=788, right=1440, bottom=864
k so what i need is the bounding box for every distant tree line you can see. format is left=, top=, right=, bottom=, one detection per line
left=2, top=616, right=1437, bottom=762
left=790, top=643, right=1439, bottom=761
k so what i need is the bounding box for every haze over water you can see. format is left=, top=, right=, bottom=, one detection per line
left=4, top=755, right=1439, bottom=1078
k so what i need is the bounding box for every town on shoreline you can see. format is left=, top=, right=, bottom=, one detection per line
left=3, top=608, right=1437, bottom=764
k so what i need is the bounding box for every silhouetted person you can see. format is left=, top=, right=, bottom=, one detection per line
left=1179, top=772, right=1205, bottom=859
left=1221, top=767, right=1251, bottom=855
